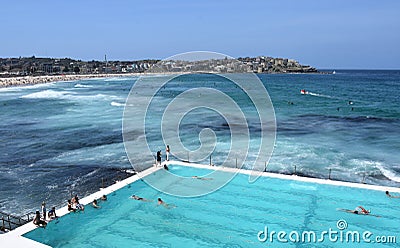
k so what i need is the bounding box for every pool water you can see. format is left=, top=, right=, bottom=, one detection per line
left=24, top=165, right=399, bottom=247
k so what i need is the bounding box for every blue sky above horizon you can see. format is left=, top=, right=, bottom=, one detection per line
left=1, top=0, right=400, bottom=69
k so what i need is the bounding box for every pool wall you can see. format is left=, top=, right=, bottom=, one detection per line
left=171, top=161, right=400, bottom=193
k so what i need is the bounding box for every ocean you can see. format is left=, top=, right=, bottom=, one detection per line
left=0, top=70, right=399, bottom=215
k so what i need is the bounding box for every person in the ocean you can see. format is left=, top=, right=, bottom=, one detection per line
left=33, top=211, right=47, bottom=227
left=385, top=191, right=400, bottom=198
left=131, top=195, right=151, bottom=202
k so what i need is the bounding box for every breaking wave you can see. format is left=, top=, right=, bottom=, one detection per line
left=377, top=165, right=400, bottom=183
left=20, top=89, right=71, bottom=99
left=111, top=101, right=125, bottom=107
left=74, top=83, right=93, bottom=88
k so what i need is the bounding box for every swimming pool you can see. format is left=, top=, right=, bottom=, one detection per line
left=23, top=164, right=399, bottom=247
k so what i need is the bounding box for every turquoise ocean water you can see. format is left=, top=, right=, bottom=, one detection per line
left=0, top=70, right=399, bottom=215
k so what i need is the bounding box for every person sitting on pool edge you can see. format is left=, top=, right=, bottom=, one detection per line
left=33, top=211, right=47, bottom=227
left=48, top=206, right=57, bottom=219
left=385, top=191, right=400, bottom=198
left=67, top=199, right=76, bottom=212
left=72, top=195, right=85, bottom=211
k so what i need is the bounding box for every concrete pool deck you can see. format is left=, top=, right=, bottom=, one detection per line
left=2, top=161, right=399, bottom=247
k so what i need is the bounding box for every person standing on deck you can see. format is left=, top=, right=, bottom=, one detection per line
left=156, top=150, right=162, bottom=166
left=166, top=145, right=170, bottom=161
left=41, top=202, right=46, bottom=221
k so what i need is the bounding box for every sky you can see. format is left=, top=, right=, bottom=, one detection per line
left=1, top=0, right=400, bottom=69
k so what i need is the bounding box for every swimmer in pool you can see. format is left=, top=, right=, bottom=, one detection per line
left=92, top=199, right=101, bottom=208
left=131, top=195, right=151, bottom=202
left=338, top=206, right=380, bottom=217
left=385, top=191, right=400, bottom=198
left=352, top=206, right=370, bottom=215
left=157, top=198, right=176, bottom=209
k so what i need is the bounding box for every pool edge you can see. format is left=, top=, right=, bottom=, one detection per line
left=169, top=161, right=400, bottom=193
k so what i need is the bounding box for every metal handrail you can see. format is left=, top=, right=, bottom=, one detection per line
left=0, top=211, right=32, bottom=231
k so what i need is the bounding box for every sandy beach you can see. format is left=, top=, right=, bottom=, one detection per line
left=0, top=73, right=141, bottom=88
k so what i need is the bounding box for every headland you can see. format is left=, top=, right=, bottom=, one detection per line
left=0, top=55, right=320, bottom=88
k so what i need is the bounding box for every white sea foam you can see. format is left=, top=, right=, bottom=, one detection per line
left=0, top=82, right=57, bottom=92
left=104, top=77, right=135, bottom=82
left=74, top=83, right=93, bottom=88
left=74, top=93, right=120, bottom=100
left=20, top=89, right=72, bottom=99
left=376, top=165, right=400, bottom=183
left=111, top=101, right=125, bottom=107
left=46, top=184, right=59, bottom=190
left=20, top=89, right=121, bottom=101
left=307, top=91, right=334, bottom=99
left=350, top=159, right=379, bottom=167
